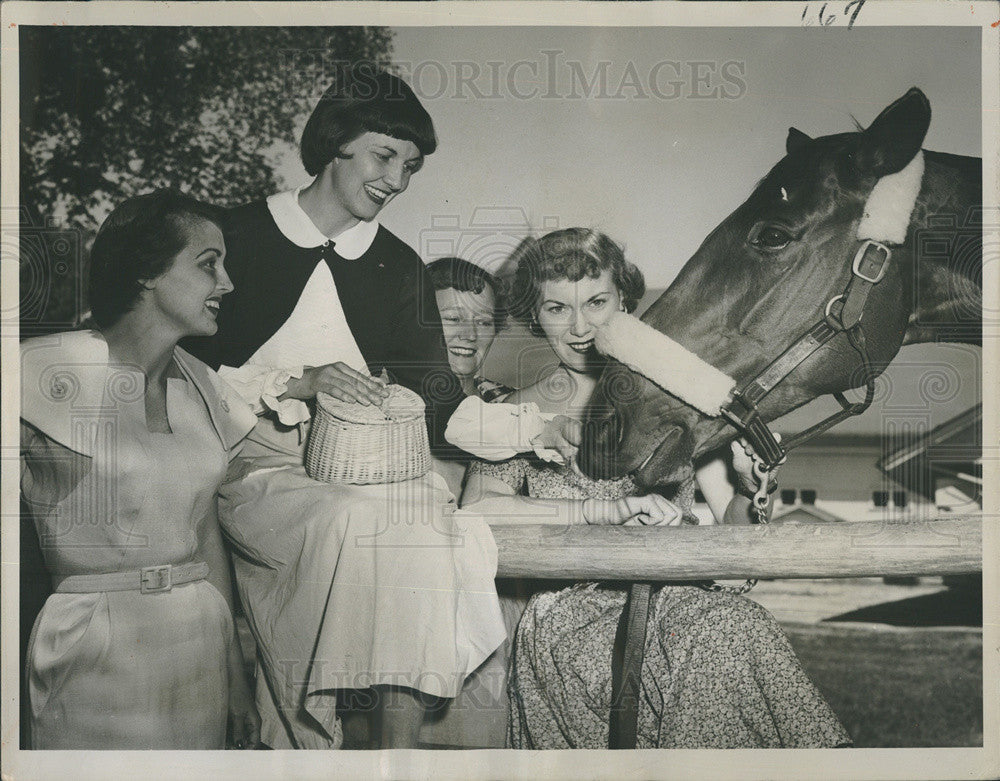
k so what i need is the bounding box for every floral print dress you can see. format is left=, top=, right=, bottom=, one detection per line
left=467, top=456, right=852, bottom=749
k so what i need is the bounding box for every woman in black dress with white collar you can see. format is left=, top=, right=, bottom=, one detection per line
left=187, top=68, right=505, bottom=750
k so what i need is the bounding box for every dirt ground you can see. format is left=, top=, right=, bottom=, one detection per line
left=744, top=576, right=981, bottom=626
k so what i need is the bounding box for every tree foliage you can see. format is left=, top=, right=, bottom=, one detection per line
left=21, top=26, right=393, bottom=230
left=18, top=26, right=393, bottom=329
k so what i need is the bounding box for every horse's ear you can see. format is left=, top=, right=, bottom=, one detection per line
left=786, top=127, right=811, bottom=155
left=858, top=87, right=931, bottom=176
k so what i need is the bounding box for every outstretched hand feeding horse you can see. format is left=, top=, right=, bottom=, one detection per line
left=578, top=87, right=982, bottom=490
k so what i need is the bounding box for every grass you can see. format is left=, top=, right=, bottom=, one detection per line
left=783, top=622, right=983, bottom=747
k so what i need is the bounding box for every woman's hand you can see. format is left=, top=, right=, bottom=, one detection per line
left=582, top=494, right=681, bottom=526
left=281, top=362, right=389, bottom=406
left=227, top=666, right=260, bottom=750
left=530, top=415, right=582, bottom=464
left=730, top=435, right=781, bottom=497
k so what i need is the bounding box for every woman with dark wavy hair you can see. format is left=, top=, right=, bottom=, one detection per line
left=21, top=190, right=259, bottom=749
left=460, top=227, right=850, bottom=749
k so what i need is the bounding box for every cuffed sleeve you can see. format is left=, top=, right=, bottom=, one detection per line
left=217, top=364, right=308, bottom=426
left=445, top=397, right=563, bottom=462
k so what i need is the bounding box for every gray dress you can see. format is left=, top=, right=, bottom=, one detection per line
left=468, top=457, right=852, bottom=749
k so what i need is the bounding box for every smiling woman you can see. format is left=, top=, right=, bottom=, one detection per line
left=505, top=228, right=645, bottom=410
left=458, top=227, right=851, bottom=749
left=427, top=256, right=507, bottom=398
left=301, top=132, right=424, bottom=232
left=183, top=66, right=506, bottom=751
left=20, top=190, right=259, bottom=749
left=88, top=193, right=231, bottom=336
left=141, top=221, right=231, bottom=338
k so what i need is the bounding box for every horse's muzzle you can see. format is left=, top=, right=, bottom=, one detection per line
left=578, top=410, right=625, bottom=480
left=634, top=425, right=691, bottom=488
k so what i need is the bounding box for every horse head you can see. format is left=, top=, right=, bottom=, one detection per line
left=579, top=87, right=982, bottom=488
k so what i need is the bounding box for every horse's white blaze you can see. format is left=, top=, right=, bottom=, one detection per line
left=594, top=311, right=736, bottom=417
left=857, top=150, right=925, bottom=244
left=780, top=186, right=789, bottom=202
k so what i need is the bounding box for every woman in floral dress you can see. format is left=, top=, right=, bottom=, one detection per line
left=460, top=227, right=851, bottom=749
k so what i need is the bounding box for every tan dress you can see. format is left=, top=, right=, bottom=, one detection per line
left=20, top=331, right=256, bottom=749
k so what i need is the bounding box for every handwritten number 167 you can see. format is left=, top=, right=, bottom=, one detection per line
left=802, top=0, right=866, bottom=28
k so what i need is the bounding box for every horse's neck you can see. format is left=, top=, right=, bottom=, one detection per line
left=903, top=150, right=982, bottom=347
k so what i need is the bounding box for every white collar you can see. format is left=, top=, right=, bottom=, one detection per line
left=266, top=187, right=379, bottom=259
left=20, top=330, right=256, bottom=454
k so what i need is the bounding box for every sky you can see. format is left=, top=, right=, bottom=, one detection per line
left=273, top=25, right=983, bottom=435
left=277, top=26, right=981, bottom=288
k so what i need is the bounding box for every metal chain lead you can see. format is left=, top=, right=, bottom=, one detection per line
left=702, top=453, right=772, bottom=596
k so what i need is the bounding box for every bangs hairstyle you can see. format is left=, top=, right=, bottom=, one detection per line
left=300, top=66, right=437, bottom=177
left=88, top=190, right=224, bottom=328
left=508, top=228, right=645, bottom=335
left=426, top=256, right=507, bottom=332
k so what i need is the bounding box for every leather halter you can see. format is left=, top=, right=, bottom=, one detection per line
left=716, top=148, right=926, bottom=471
left=717, top=149, right=927, bottom=471
left=719, top=239, right=891, bottom=470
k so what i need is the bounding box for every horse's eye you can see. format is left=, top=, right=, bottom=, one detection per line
left=749, top=224, right=793, bottom=251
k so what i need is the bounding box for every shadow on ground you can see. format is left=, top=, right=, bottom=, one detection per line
left=823, top=581, right=982, bottom=627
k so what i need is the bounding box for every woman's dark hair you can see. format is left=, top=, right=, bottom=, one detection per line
left=508, top=228, right=645, bottom=336
left=426, top=256, right=506, bottom=332
left=300, top=66, right=437, bottom=177
left=88, top=190, right=224, bottom=328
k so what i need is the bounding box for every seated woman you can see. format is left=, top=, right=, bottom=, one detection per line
left=425, top=256, right=513, bottom=499
left=460, top=228, right=851, bottom=749
left=184, top=68, right=506, bottom=749
left=20, top=191, right=259, bottom=749
left=427, top=256, right=511, bottom=402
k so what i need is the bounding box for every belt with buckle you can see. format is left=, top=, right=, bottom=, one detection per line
left=52, top=561, right=210, bottom=594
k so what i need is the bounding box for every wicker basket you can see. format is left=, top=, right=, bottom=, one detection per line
left=305, top=384, right=431, bottom=485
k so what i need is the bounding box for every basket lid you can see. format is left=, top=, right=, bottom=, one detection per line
left=316, top=384, right=425, bottom=424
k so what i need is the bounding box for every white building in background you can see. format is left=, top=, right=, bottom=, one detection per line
left=690, top=433, right=928, bottom=524
left=690, top=405, right=981, bottom=524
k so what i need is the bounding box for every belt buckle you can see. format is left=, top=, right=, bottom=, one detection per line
left=140, top=564, right=172, bottom=594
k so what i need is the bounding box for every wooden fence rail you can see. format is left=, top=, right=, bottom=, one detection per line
left=491, top=516, right=982, bottom=580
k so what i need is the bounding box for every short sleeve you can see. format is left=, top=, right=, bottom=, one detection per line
left=20, top=331, right=113, bottom=456
left=466, top=457, right=529, bottom=495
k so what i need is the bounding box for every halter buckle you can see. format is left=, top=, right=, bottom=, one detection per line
left=852, top=240, right=890, bottom=284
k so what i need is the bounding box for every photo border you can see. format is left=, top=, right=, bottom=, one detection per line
left=2, top=2, right=997, bottom=779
